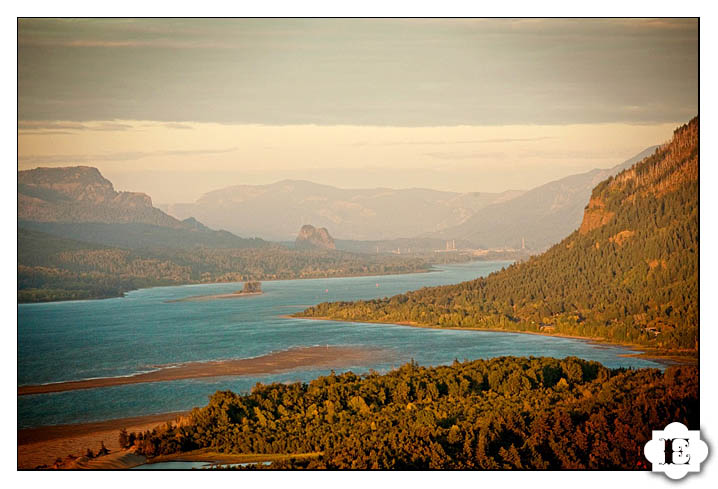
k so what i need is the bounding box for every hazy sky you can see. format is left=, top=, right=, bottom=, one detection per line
left=18, top=18, right=698, bottom=202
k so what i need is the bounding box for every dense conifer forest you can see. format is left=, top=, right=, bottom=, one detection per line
left=126, top=356, right=698, bottom=469
left=298, top=119, right=698, bottom=351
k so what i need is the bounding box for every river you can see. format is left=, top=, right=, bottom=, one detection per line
left=18, top=261, right=662, bottom=429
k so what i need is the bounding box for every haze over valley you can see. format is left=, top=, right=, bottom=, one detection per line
left=160, top=146, right=658, bottom=250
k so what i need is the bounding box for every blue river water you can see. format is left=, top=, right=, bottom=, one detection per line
left=18, top=261, right=663, bottom=429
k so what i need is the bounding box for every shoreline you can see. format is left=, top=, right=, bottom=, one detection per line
left=20, top=311, right=690, bottom=467
left=18, top=411, right=189, bottom=446
left=18, top=345, right=392, bottom=396
left=18, top=411, right=187, bottom=469
left=291, top=315, right=696, bottom=367
left=18, top=266, right=440, bottom=305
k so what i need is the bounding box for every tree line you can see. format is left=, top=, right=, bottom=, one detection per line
left=17, top=229, right=441, bottom=303
left=124, top=356, right=698, bottom=469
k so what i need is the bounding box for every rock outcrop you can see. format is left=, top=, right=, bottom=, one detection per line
left=578, top=197, right=615, bottom=235
left=295, top=224, right=336, bottom=250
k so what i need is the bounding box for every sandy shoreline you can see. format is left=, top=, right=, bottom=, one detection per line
left=18, top=411, right=186, bottom=469
left=18, top=345, right=391, bottom=396
left=291, top=315, right=696, bottom=366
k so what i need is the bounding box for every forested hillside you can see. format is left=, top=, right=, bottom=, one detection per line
left=18, top=221, right=266, bottom=250
left=18, top=229, right=431, bottom=303
left=18, top=167, right=452, bottom=302
left=127, top=357, right=698, bottom=469
left=299, top=119, right=698, bottom=351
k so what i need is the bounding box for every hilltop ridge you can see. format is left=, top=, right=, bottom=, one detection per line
left=18, top=166, right=265, bottom=250
left=19, top=166, right=179, bottom=227
left=298, top=118, right=698, bottom=352
left=162, top=179, right=525, bottom=241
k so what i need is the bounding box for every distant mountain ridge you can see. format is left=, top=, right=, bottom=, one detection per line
left=18, top=166, right=266, bottom=250
left=19, top=166, right=181, bottom=228
left=162, top=180, right=525, bottom=241
left=161, top=148, right=658, bottom=248
left=298, top=118, right=698, bottom=351
left=428, top=146, right=659, bottom=250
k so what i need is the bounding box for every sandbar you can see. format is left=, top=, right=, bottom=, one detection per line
left=18, top=345, right=391, bottom=396
left=166, top=291, right=263, bottom=302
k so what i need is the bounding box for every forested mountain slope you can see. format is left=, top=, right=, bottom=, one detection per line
left=18, top=220, right=266, bottom=250
left=299, top=119, right=698, bottom=351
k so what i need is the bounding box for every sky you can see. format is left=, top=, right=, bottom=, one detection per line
left=17, top=18, right=698, bottom=203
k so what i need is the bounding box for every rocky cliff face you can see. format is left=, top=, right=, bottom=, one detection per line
left=18, top=166, right=182, bottom=228
left=295, top=224, right=336, bottom=250
left=578, top=197, right=615, bottom=235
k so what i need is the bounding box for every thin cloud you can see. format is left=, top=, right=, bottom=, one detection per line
left=353, top=137, right=555, bottom=147
left=18, top=121, right=134, bottom=132
left=18, top=38, right=239, bottom=50
left=19, top=147, right=238, bottom=166
left=426, top=151, right=508, bottom=161
left=159, top=122, right=194, bottom=130
left=20, top=131, right=75, bottom=136
left=426, top=148, right=631, bottom=162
